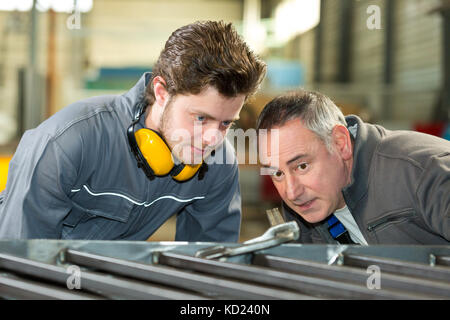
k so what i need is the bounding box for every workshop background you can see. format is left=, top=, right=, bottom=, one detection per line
left=0, top=0, right=448, bottom=242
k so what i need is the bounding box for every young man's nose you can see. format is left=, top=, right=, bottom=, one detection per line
left=202, top=124, right=225, bottom=147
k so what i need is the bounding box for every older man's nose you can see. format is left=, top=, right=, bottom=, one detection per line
left=285, top=174, right=304, bottom=201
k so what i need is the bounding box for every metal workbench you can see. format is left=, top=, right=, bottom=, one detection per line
left=0, top=240, right=449, bottom=300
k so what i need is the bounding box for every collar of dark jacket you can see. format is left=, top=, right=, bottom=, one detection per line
left=342, top=115, right=384, bottom=210
left=117, top=72, right=152, bottom=123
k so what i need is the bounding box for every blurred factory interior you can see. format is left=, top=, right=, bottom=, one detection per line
left=0, top=0, right=449, bottom=242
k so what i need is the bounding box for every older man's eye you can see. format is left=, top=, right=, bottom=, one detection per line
left=271, top=170, right=284, bottom=180
left=195, top=116, right=206, bottom=122
left=297, top=163, right=308, bottom=171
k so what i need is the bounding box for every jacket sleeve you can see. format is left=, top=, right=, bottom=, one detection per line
left=415, top=152, right=450, bottom=241
left=0, top=130, right=77, bottom=239
left=174, top=162, right=242, bottom=242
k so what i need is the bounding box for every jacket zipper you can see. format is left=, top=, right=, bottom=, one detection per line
left=367, top=211, right=415, bottom=232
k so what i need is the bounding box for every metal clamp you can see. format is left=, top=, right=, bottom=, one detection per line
left=195, top=221, right=300, bottom=259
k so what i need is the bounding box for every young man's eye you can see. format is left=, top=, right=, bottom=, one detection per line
left=222, top=121, right=233, bottom=127
left=195, top=116, right=206, bottom=122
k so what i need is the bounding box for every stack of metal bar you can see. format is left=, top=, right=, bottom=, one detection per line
left=0, top=209, right=449, bottom=300
left=0, top=239, right=449, bottom=300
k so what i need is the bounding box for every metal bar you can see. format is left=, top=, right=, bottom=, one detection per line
left=0, top=252, right=205, bottom=300
left=0, top=271, right=100, bottom=300
left=314, top=0, right=324, bottom=83
left=436, top=256, right=450, bottom=267
left=343, top=254, right=450, bottom=283
left=155, top=251, right=432, bottom=300
left=195, top=221, right=299, bottom=259
left=64, top=249, right=306, bottom=300
left=266, top=208, right=285, bottom=226
left=25, top=0, right=41, bottom=131
left=382, top=0, right=395, bottom=120
left=336, top=0, right=352, bottom=83
left=252, top=254, right=450, bottom=298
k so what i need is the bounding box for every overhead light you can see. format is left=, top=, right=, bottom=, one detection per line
left=274, top=0, right=320, bottom=42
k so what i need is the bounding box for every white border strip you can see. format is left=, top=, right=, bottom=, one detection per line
left=70, top=185, right=205, bottom=207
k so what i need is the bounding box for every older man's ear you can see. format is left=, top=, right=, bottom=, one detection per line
left=331, top=125, right=353, bottom=161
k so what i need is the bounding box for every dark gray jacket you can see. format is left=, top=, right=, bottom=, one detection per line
left=283, top=115, right=450, bottom=244
left=0, top=73, right=241, bottom=241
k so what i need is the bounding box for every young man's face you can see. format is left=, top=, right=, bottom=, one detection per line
left=260, top=119, right=352, bottom=224
left=159, top=86, right=245, bottom=164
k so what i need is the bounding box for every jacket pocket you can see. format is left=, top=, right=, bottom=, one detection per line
left=69, top=185, right=134, bottom=222
left=63, top=185, right=135, bottom=239
left=367, top=208, right=416, bottom=232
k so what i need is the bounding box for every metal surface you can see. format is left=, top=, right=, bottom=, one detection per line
left=0, top=271, right=99, bottom=300
left=0, top=240, right=449, bottom=300
left=63, top=249, right=306, bottom=300
left=436, top=255, right=450, bottom=267
left=252, top=254, right=450, bottom=298
left=156, top=251, right=434, bottom=299
left=194, top=221, right=299, bottom=259
left=342, top=253, right=450, bottom=282
left=0, top=252, right=205, bottom=300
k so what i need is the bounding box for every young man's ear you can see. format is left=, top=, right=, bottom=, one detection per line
left=152, top=76, right=169, bottom=107
left=332, top=125, right=353, bottom=160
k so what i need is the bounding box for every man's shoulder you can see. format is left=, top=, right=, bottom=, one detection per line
left=375, top=128, right=450, bottom=167
left=34, top=94, right=127, bottom=142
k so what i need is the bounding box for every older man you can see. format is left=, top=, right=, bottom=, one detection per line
left=257, top=90, right=450, bottom=245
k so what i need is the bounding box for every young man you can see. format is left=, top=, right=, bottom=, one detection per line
left=0, top=21, right=266, bottom=241
left=257, top=90, right=450, bottom=245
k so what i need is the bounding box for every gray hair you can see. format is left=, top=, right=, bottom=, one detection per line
left=256, top=89, right=347, bottom=152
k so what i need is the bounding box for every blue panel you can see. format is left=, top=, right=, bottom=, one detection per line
left=266, top=59, right=305, bottom=89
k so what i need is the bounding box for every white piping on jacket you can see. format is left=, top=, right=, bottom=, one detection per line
left=70, top=185, right=205, bottom=207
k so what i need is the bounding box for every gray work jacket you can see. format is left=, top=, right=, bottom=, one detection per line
left=283, top=115, right=450, bottom=244
left=0, top=73, right=241, bottom=241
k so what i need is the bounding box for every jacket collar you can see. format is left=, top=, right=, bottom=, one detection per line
left=342, top=115, right=384, bottom=210
left=117, top=72, right=152, bottom=120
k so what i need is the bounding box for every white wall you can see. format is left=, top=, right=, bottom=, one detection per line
left=86, top=0, right=243, bottom=67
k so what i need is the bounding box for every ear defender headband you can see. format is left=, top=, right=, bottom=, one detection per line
left=127, top=102, right=204, bottom=182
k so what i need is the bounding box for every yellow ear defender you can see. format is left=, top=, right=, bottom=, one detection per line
left=127, top=102, right=205, bottom=182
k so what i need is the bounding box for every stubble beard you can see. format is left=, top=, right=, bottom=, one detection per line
left=159, top=100, right=198, bottom=165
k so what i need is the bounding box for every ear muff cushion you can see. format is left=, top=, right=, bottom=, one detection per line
left=135, top=128, right=174, bottom=176
left=172, top=163, right=203, bottom=181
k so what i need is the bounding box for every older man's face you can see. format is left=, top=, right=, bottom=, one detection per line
left=260, top=119, right=352, bottom=223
